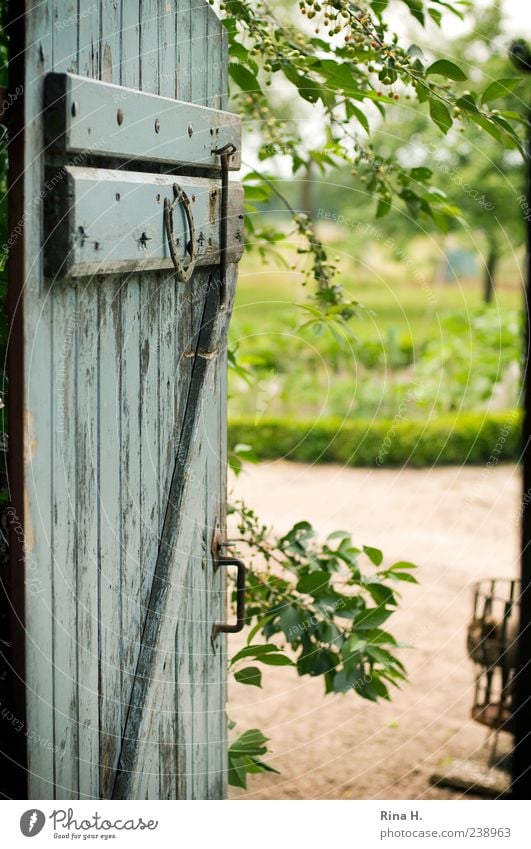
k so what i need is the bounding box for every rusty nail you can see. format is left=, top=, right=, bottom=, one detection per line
left=117, top=108, right=124, bottom=125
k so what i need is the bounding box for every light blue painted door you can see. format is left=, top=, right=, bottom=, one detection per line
left=13, top=0, right=242, bottom=800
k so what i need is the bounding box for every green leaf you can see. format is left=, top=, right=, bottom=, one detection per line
left=468, top=111, right=501, bottom=142
left=246, top=614, right=276, bottom=646
left=229, top=63, right=261, bottom=93
left=363, top=545, right=383, bottom=566
left=376, top=196, right=391, bottom=218
left=388, top=561, right=418, bottom=571
left=298, top=647, right=339, bottom=677
left=427, top=7, right=442, bottom=25
left=428, top=98, right=452, bottom=134
left=426, top=60, right=467, bottom=81
left=402, top=0, right=424, bottom=25
left=296, top=570, right=330, bottom=595
left=333, top=664, right=365, bottom=693
left=259, top=652, right=294, bottom=666
left=345, top=101, right=370, bottom=134
left=410, top=166, right=433, bottom=182
left=355, top=606, right=393, bottom=629
left=230, top=728, right=268, bottom=755
left=279, top=604, right=304, bottom=638
left=390, top=571, right=418, bottom=583
left=481, top=78, right=521, bottom=105
left=228, top=755, right=248, bottom=788
left=365, top=582, right=396, bottom=606
left=231, top=643, right=282, bottom=665
left=234, top=666, right=262, bottom=688
left=358, top=677, right=390, bottom=701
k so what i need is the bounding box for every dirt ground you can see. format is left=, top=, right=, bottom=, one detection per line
left=227, top=461, right=520, bottom=800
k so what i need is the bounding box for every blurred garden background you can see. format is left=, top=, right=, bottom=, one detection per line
left=227, top=0, right=525, bottom=469
left=223, top=0, right=529, bottom=799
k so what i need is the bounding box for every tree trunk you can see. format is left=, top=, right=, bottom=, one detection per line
left=483, top=247, right=498, bottom=304
left=300, top=164, right=314, bottom=221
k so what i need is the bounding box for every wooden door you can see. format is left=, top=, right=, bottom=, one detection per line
left=5, top=0, right=242, bottom=800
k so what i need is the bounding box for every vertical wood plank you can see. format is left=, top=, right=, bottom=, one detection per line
left=95, top=0, right=124, bottom=799
left=101, top=0, right=121, bottom=83
left=206, top=7, right=221, bottom=110
left=97, top=281, right=123, bottom=798
left=157, top=0, right=178, bottom=797
left=22, top=0, right=55, bottom=801
left=50, top=0, right=81, bottom=800
left=117, top=0, right=144, bottom=789
left=191, top=0, right=208, bottom=106
left=118, top=277, right=142, bottom=755
left=50, top=296, right=79, bottom=800
left=140, top=0, right=159, bottom=94
left=176, top=0, right=192, bottom=103
left=175, top=600, right=192, bottom=798
left=121, top=0, right=140, bottom=89
left=77, top=0, right=100, bottom=78
left=75, top=285, right=100, bottom=798
left=138, top=0, right=161, bottom=669
left=219, top=17, right=229, bottom=111
left=74, top=0, right=102, bottom=800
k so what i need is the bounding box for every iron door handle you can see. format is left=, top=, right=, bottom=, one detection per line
left=164, top=182, right=196, bottom=282
left=212, top=555, right=247, bottom=639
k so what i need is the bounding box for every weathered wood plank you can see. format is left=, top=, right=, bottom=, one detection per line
left=191, top=0, right=208, bottom=107
left=136, top=6, right=162, bottom=734
left=50, top=290, right=79, bottom=802
left=20, top=0, right=55, bottom=802
left=50, top=0, right=81, bottom=800
left=117, top=0, right=144, bottom=794
left=121, top=0, right=140, bottom=90
left=44, top=73, right=241, bottom=169
left=206, top=7, right=222, bottom=110
left=97, top=280, right=123, bottom=798
left=77, top=0, right=100, bottom=79
left=101, top=1, right=121, bottom=83
left=73, top=0, right=104, bottom=800
left=44, top=167, right=244, bottom=279
left=156, top=9, right=179, bottom=796
left=176, top=0, right=192, bottom=103
left=74, top=283, right=100, bottom=799
left=140, top=0, right=159, bottom=95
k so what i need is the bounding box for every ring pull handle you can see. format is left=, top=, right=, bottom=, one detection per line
left=163, top=183, right=196, bottom=282
left=211, top=552, right=247, bottom=639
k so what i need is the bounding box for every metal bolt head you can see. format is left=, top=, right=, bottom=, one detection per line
left=155, top=118, right=160, bottom=133
left=117, top=108, right=124, bottom=125
left=71, top=100, right=79, bottom=117
left=187, top=123, right=193, bottom=138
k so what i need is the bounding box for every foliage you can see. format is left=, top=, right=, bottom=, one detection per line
left=217, top=0, right=524, bottom=322
left=415, top=308, right=522, bottom=413
left=229, top=409, right=521, bottom=468
left=228, top=728, right=280, bottom=789
left=227, top=504, right=417, bottom=786
left=229, top=301, right=522, bottom=421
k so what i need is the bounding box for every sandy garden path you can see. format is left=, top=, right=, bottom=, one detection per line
left=227, top=461, right=520, bottom=800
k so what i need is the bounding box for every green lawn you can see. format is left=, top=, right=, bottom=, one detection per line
left=229, top=245, right=523, bottom=429
left=233, top=254, right=521, bottom=346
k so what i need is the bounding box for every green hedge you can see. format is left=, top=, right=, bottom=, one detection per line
left=229, top=410, right=522, bottom=468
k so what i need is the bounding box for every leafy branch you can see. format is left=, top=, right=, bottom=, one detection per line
left=217, top=0, right=524, bottom=321
left=227, top=501, right=417, bottom=788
